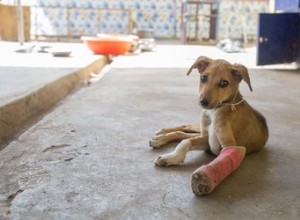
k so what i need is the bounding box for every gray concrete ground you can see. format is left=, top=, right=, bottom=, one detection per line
left=1, top=42, right=300, bottom=219
left=0, top=42, right=108, bottom=148
left=0, top=42, right=105, bottom=107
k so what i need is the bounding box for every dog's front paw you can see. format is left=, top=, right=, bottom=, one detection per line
left=154, top=153, right=185, bottom=166
left=149, top=135, right=167, bottom=148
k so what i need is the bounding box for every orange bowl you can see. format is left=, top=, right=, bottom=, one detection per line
left=96, top=33, right=139, bottom=42
left=81, top=35, right=134, bottom=55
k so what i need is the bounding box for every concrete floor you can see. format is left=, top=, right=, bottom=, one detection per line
left=0, top=42, right=105, bottom=107
left=0, top=43, right=300, bottom=219
left=0, top=42, right=108, bottom=148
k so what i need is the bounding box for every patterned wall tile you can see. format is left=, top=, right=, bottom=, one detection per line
left=99, top=9, right=132, bottom=34
left=33, top=0, right=69, bottom=8
left=32, top=7, right=68, bottom=36
left=68, top=9, right=99, bottom=36
left=27, top=0, right=269, bottom=40
left=218, top=0, right=269, bottom=39
left=177, top=0, right=269, bottom=40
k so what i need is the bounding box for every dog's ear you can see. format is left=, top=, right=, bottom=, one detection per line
left=232, top=64, right=253, bottom=92
left=186, top=56, right=212, bottom=75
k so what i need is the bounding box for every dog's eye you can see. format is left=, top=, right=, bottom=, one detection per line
left=200, top=75, right=208, bottom=83
left=219, top=80, right=229, bottom=88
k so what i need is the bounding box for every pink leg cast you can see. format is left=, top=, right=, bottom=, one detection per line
left=191, top=146, right=246, bottom=196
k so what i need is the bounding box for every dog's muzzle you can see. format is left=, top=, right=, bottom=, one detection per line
left=198, top=98, right=210, bottom=108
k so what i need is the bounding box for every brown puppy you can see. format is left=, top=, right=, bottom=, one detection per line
left=150, top=56, right=268, bottom=167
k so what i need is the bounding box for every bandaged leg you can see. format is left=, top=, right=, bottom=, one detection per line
left=191, top=146, right=246, bottom=196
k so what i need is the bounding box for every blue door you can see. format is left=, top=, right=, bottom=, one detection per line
left=257, top=13, right=300, bottom=65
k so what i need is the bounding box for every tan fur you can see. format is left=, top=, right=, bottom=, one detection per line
left=150, top=56, right=268, bottom=166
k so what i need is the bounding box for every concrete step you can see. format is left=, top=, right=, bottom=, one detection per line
left=0, top=42, right=109, bottom=149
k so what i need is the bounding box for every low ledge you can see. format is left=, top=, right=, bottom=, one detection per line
left=0, top=55, right=109, bottom=150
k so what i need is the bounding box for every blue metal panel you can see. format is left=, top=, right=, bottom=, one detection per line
left=275, top=0, right=300, bottom=11
left=257, top=13, right=300, bottom=65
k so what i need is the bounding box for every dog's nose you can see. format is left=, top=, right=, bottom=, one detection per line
left=200, top=99, right=210, bottom=107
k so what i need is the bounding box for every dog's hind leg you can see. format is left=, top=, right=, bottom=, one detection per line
left=155, top=124, right=200, bottom=135
left=149, top=131, right=199, bottom=148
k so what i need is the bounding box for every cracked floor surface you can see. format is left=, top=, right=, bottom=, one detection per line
left=1, top=46, right=300, bottom=219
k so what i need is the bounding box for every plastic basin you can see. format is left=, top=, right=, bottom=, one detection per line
left=81, top=34, right=135, bottom=55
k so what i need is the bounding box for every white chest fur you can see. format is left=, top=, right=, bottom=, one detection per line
left=204, top=109, right=222, bottom=155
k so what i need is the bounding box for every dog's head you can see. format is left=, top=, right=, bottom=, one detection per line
left=187, top=56, right=252, bottom=109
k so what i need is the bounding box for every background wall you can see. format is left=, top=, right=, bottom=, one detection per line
left=217, top=0, right=269, bottom=40
left=1, top=0, right=269, bottom=41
